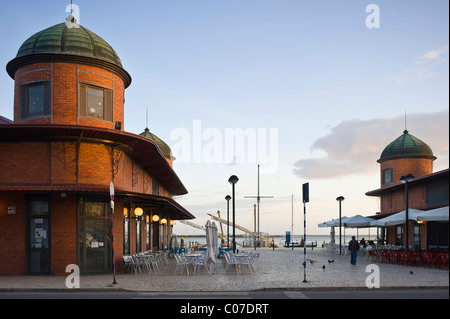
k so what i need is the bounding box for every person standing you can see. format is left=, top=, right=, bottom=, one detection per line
left=348, top=236, right=359, bottom=265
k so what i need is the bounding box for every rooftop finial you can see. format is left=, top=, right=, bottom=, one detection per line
left=403, top=110, right=408, bottom=134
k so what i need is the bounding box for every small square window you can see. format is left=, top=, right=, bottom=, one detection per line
left=20, top=82, right=50, bottom=119
left=79, top=84, right=113, bottom=122
left=382, top=168, right=393, bottom=185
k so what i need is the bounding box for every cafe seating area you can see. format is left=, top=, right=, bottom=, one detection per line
left=122, top=248, right=261, bottom=276
left=122, top=250, right=170, bottom=274
left=368, top=248, right=449, bottom=269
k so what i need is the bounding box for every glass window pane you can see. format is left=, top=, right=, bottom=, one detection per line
left=29, top=200, right=49, bottom=215
left=87, top=87, right=104, bottom=118
left=84, top=202, right=105, bottom=217
left=28, top=85, right=45, bottom=116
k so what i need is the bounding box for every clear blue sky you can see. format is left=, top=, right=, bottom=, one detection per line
left=0, top=1, right=448, bottom=236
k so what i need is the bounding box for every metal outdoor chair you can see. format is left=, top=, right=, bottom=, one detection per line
left=173, top=253, right=193, bottom=275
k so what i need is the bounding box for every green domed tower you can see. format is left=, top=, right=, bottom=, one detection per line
left=6, top=17, right=131, bottom=127
left=7, top=20, right=131, bottom=87
left=378, top=130, right=436, bottom=187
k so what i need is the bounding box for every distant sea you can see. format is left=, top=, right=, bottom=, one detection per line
left=177, top=234, right=376, bottom=246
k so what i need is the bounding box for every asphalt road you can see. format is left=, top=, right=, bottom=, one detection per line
left=0, top=288, right=448, bottom=299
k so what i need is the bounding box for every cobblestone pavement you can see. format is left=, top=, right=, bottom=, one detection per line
left=0, top=248, right=448, bottom=291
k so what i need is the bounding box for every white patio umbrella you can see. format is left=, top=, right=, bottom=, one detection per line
left=205, top=220, right=215, bottom=260
left=205, top=220, right=217, bottom=264
left=318, top=216, right=350, bottom=227
left=370, top=209, right=424, bottom=227
left=327, top=216, right=351, bottom=227
left=416, top=206, right=449, bottom=222
left=211, top=222, right=219, bottom=261
left=343, top=215, right=375, bottom=228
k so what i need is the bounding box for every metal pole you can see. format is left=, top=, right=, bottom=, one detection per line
left=227, top=199, right=230, bottom=248
left=405, top=181, right=409, bottom=251
left=109, top=182, right=117, bottom=285
left=232, top=183, right=236, bottom=253
left=303, top=199, right=307, bottom=283
left=110, top=201, right=117, bottom=284
left=339, top=200, right=342, bottom=255
left=257, top=164, right=260, bottom=247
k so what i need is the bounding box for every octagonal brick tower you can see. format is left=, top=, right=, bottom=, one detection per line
left=6, top=19, right=132, bottom=129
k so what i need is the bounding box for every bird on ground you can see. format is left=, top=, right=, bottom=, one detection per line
left=409, top=271, right=414, bottom=275
left=328, top=259, right=334, bottom=263
left=322, top=265, right=326, bottom=270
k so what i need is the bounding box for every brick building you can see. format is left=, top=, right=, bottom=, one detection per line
left=0, top=18, right=194, bottom=275
left=366, top=130, right=449, bottom=249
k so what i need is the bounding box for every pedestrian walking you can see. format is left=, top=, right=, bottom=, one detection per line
left=348, top=236, right=359, bottom=265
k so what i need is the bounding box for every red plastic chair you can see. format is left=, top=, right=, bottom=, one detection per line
left=422, top=252, right=437, bottom=268
left=436, top=253, right=449, bottom=270
left=399, top=251, right=411, bottom=266
left=380, top=250, right=389, bottom=263
left=368, top=249, right=379, bottom=262
left=390, top=251, right=400, bottom=264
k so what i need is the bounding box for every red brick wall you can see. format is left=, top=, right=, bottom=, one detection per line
left=380, top=158, right=433, bottom=187
left=13, top=62, right=124, bottom=130
left=0, top=193, right=26, bottom=275
left=50, top=193, right=77, bottom=275
left=0, top=142, right=50, bottom=184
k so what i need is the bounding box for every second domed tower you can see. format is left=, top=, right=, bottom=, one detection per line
left=377, top=130, right=436, bottom=187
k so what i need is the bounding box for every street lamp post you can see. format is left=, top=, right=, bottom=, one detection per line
left=228, top=175, right=239, bottom=253
left=400, top=174, right=414, bottom=251
left=336, top=196, right=345, bottom=255
left=225, top=195, right=231, bottom=248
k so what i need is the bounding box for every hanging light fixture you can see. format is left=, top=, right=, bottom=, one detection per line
left=134, top=207, right=144, bottom=217
left=152, top=214, right=160, bottom=222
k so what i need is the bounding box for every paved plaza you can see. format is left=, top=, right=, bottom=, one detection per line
left=0, top=248, right=448, bottom=292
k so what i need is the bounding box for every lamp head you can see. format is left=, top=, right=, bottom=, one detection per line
left=336, top=196, right=345, bottom=202
left=400, top=174, right=415, bottom=183
left=228, top=175, right=239, bottom=184
left=225, top=195, right=231, bottom=201
left=134, top=207, right=144, bottom=217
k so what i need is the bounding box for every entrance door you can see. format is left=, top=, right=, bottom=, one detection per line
left=27, top=198, right=51, bottom=274
left=78, top=198, right=111, bottom=273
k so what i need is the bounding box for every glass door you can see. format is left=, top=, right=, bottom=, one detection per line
left=78, top=198, right=111, bottom=273
left=27, top=198, right=50, bottom=274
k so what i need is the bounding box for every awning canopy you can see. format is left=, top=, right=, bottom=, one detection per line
left=120, top=192, right=195, bottom=220
left=318, top=216, right=350, bottom=228
left=416, top=206, right=449, bottom=222
left=343, top=215, right=375, bottom=228
left=0, top=184, right=195, bottom=220
left=370, top=209, right=424, bottom=227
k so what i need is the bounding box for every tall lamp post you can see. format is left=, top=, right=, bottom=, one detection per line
left=336, top=196, right=345, bottom=255
left=228, top=175, right=239, bottom=253
left=225, top=195, right=231, bottom=248
left=400, top=174, right=414, bottom=251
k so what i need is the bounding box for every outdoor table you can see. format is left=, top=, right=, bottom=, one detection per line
left=231, top=253, right=251, bottom=274
left=185, top=253, right=202, bottom=261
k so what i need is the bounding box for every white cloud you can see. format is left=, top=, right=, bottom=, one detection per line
left=415, top=45, right=449, bottom=65
left=387, top=45, right=449, bottom=84
left=293, top=109, right=449, bottom=179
